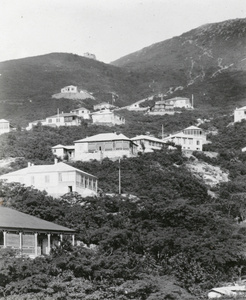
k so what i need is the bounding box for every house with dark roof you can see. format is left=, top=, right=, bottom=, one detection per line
left=0, top=160, right=98, bottom=197
left=131, top=135, right=166, bottom=153
left=0, top=206, right=75, bottom=258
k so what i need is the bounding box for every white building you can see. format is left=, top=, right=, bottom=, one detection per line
left=163, top=126, right=207, bottom=151
left=83, top=53, right=96, bottom=60
left=164, top=97, right=193, bottom=108
left=0, top=161, right=97, bottom=198
left=70, top=107, right=91, bottom=119
left=0, top=119, right=10, bottom=135
left=91, top=109, right=125, bottom=126
left=234, top=106, right=246, bottom=123
left=26, top=113, right=81, bottom=130
left=131, top=135, right=166, bottom=152
left=52, top=144, right=75, bottom=160
left=61, top=85, right=78, bottom=93
left=73, top=132, right=138, bottom=161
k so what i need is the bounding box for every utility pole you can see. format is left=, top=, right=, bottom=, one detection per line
left=118, top=158, right=121, bottom=195
left=162, top=124, right=164, bottom=139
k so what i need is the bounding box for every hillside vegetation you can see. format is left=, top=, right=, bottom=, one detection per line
left=1, top=147, right=246, bottom=300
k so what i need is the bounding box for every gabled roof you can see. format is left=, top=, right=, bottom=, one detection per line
left=74, top=132, right=131, bottom=143
left=71, top=107, right=89, bottom=111
left=235, top=106, right=246, bottom=110
left=131, top=135, right=166, bottom=143
left=0, top=162, right=97, bottom=178
left=0, top=119, right=9, bottom=123
left=62, top=85, right=77, bottom=88
left=47, top=113, right=78, bottom=118
left=52, top=144, right=75, bottom=150
left=0, top=206, right=75, bottom=233
left=166, top=97, right=190, bottom=101
left=184, top=126, right=202, bottom=130
left=91, top=109, right=113, bottom=115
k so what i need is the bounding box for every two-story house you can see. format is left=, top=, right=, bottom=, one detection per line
left=0, top=160, right=98, bottom=197
left=0, top=206, right=75, bottom=258
left=163, top=126, right=207, bottom=151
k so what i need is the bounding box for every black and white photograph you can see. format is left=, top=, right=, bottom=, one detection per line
left=0, top=0, right=246, bottom=299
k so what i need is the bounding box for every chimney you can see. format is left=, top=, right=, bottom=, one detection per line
left=28, top=162, right=31, bottom=167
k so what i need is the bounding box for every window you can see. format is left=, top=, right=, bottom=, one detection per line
left=197, top=141, right=200, bottom=145
left=0, top=232, right=3, bottom=245
left=45, top=175, right=50, bottom=183
left=56, top=118, right=60, bottom=122
left=48, top=119, right=52, bottom=123
left=31, top=176, right=35, bottom=185
left=58, top=173, right=62, bottom=182
left=68, top=186, right=73, bottom=192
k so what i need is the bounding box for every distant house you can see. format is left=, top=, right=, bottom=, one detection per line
left=73, top=132, right=138, bottom=161
left=163, top=126, right=207, bottom=151
left=93, top=102, right=115, bottom=111
left=164, top=97, right=193, bottom=108
left=70, top=107, right=91, bottom=119
left=0, top=206, right=75, bottom=258
left=0, top=160, right=98, bottom=197
left=83, top=52, right=96, bottom=60
left=0, top=119, right=11, bottom=135
left=61, top=85, right=78, bottom=93
left=26, top=113, right=81, bottom=130
left=131, top=135, right=166, bottom=152
left=91, top=109, right=125, bottom=126
left=234, top=106, right=246, bottom=122
left=148, top=100, right=174, bottom=115
left=127, top=103, right=149, bottom=112
left=52, top=144, right=75, bottom=160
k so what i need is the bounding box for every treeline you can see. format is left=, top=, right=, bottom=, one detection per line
left=1, top=149, right=246, bottom=299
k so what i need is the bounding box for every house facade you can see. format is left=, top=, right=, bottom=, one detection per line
left=0, top=161, right=98, bottom=197
left=234, top=106, right=246, bottom=123
left=61, top=85, right=78, bottom=93
left=165, top=97, right=192, bottom=108
left=70, top=107, right=91, bottom=119
left=131, top=135, right=166, bottom=152
left=52, top=144, right=75, bottom=160
left=148, top=100, right=174, bottom=115
left=0, top=119, right=10, bottom=135
left=26, top=113, right=81, bottom=130
left=73, top=132, right=138, bottom=161
left=163, top=126, right=207, bottom=151
left=91, top=109, right=125, bottom=126
left=0, top=206, right=75, bottom=258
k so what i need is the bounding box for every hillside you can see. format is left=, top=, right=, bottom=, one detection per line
left=112, top=18, right=246, bottom=107
left=0, top=53, right=145, bottom=126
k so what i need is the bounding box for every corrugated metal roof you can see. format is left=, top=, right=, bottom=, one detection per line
left=0, top=162, right=97, bottom=178
left=74, top=132, right=131, bottom=143
left=0, top=207, right=75, bottom=232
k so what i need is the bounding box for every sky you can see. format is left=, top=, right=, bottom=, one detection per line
left=0, top=0, right=245, bottom=64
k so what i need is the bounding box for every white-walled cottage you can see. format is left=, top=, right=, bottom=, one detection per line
left=0, top=161, right=97, bottom=197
